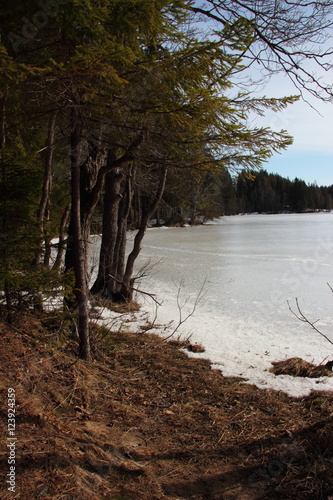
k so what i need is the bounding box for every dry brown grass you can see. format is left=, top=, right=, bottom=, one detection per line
left=168, top=339, right=206, bottom=353
left=0, top=310, right=333, bottom=499
left=90, top=296, right=141, bottom=315
left=269, top=357, right=333, bottom=378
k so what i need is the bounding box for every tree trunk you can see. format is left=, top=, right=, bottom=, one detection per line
left=155, top=208, right=161, bottom=227
left=112, top=164, right=136, bottom=299
left=0, top=92, right=6, bottom=150
left=66, top=134, right=143, bottom=286
left=90, top=164, right=138, bottom=301
left=65, top=147, right=107, bottom=277
left=90, top=162, right=124, bottom=297
left=43, top=237, right=52, bottom=267
left=120, top=166, right=167, bottom=301
left=53, top=204, right=71, bottom=270
left=131, top=183, right=142, bottom=228
left=69, top=111, right=91, bottom=361
left=33, top=110, right=57, bottom=266
left=80, top=146, right=107, bottom=278
left=66, top=132, right=144, bottom=308
left=0, top=90, right=12, bottom=319
left=167, top=206, right=184, bottom=226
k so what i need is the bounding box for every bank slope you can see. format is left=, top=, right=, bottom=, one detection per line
left=0, top=310, right=333, bottom=500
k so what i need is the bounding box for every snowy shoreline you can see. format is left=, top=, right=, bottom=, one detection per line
left=95, top=289, right=333, bottom=400
left=92, top=213, right=333, bottom=399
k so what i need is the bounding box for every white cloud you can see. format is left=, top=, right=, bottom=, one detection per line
left=250, top=73, right=333, bottom=154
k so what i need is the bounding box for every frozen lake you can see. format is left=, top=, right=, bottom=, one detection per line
left=127, top=213, right=333, bottom=397
left=93, top=213, right=333, bottom=397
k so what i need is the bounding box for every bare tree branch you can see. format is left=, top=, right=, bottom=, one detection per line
left=288, top=298, right=333, bottom=347
left=191, top=0, right=333, bottom=100
left=108, top=274, right=162, bottom=306
left=164, top=279, right=207, bottom=341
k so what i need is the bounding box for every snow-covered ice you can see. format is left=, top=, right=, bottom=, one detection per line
left=95, top=213, right=333, bottom=398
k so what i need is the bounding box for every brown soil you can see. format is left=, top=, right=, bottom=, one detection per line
left=1, top=310, right=333, bottom=500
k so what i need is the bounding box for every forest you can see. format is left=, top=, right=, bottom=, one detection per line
left=152, top=169, right=333, bottom=223
left=234, top=171, right=333, bottom=215
left=0, top=0, right=333, bottom=360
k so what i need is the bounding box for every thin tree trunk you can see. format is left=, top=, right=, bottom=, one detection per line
left=65, top=132, right=144, bottom=278
left=67, top=133, right=144, bottom=304
left=43, top=237, right=52, bottom=267
left=65, top=148, right=106, bottom=279
left=113, top=164, right=136, bottom=294
left=69, top=110, right=91, bottom=361
left=120, top=166, right=167, bottom=301
left=131, top=183, right=142, bottom=228
left=80, top=146, right=107, bottom=278
left=33, top=110, right=57, bottom=266
left=0, top=92, right=6, bottom=150
left=53, top=204, right=70, bottom=270
left=155, top=208, right=161, bottom=226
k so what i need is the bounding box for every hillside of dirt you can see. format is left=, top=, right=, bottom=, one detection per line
left=0, top=309, right=333, bottom=500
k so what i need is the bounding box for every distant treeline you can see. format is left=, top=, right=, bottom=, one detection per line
left=233, top=170, right=333, bottom=215
left=146, top=169, right=333, bottom=225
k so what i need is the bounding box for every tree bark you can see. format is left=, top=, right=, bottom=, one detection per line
left=0, top=92, right=6, bottom=150
left=120, top=166, right=167, bottom=301
left=91, top=163, right=138, bottom=300
left=53, top=204, right=71, bottom=270
left=80, top=146, right=107, bottom=275
left=91, top=165, right=167, bottom=303
left=33, top=110, right=57, bottom=266
left=90, top=162, right=124, bottom=297
left=69, top=110, right=91, bottom=361
left=113, top=164, right=136, bottom=297
left=0, top=90, right=12, bottom=318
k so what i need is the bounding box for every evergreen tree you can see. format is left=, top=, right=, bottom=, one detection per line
left=1, top=0, right=332, bottom=360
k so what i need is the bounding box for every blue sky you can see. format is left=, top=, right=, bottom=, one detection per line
left=264, top=150, right=333, bottom=187
left=264, top=100, right=333, bottom=186
left=259, top=78, right=333, bottom=187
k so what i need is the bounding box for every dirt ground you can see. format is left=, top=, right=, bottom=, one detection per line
left=0, top=309, right=333, bottom=500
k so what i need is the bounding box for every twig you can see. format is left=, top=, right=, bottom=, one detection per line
left=164, top=278, right=207, bottom=341
left=288, top=298, right=333, bottom=347
left=132, top=287, right=162, bottom=306
left=108, top=274, right=162, bottom=306
left=139, top=301, right=161, bottom=333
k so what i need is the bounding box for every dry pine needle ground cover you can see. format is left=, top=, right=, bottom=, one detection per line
left=0, top=310, right=333, bottom=500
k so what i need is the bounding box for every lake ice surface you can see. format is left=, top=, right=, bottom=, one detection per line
left=95, top=213, right=333, bottom=397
